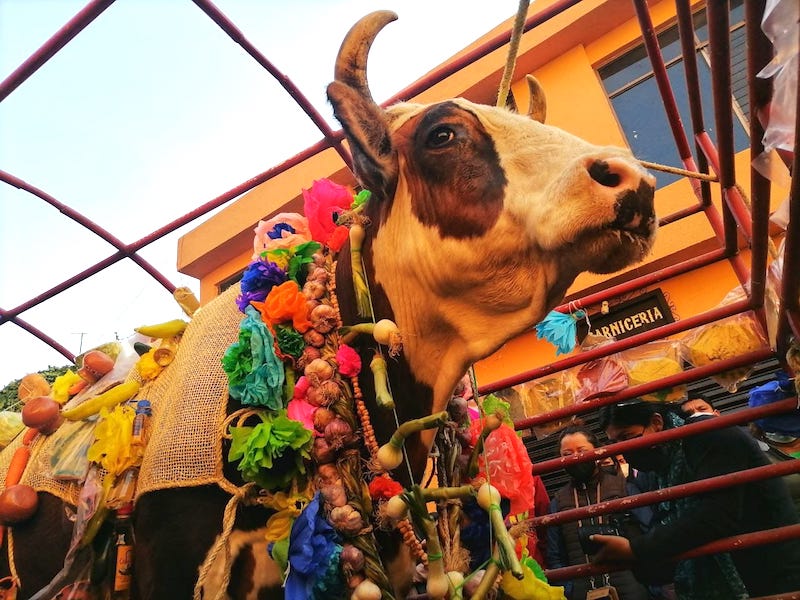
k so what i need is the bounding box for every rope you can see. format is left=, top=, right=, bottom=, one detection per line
left=192, top=482, right=256, bottom=600
left=496, top=0, right=531, bottom=108
left=639, top=159, right=719, bottom=182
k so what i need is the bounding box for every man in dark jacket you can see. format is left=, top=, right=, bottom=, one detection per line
left=593, top=400, right=800, bottom=598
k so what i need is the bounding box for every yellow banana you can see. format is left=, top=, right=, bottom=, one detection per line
left=61, top=381, right=141, bottom=421
left=134, top=318, right=188, bottom=338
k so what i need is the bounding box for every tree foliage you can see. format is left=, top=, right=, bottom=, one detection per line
left=0, top=365, right=72, bottom=411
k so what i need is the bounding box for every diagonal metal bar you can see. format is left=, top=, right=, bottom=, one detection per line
left=0, top=310, right=76, bottom=362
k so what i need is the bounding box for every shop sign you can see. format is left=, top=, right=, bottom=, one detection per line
left=576, top=289, right=674, bottom=342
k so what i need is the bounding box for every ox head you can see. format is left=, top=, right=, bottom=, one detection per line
left=327, top=11, right=656, bottom=434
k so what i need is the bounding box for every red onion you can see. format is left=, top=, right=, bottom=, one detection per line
left=302, top=280, right=326, bottom=300
left=320, top=484, right=348, bottom=507
left=310, top=304, right=338, bottom=334
left=308, top=267, right=329, bottom=283
left=304, top=358, right=334, bottom=385
left=329, top=505, right=364, bottom=535
left=315, top=463, right=340, bottom=487
left=312, top=437, right=336, bottom=464
left=324, top=417, right=355, bottom=450
left=303, top=330, right=326, bottom=349
left=340, top=544, right=365, bottom=574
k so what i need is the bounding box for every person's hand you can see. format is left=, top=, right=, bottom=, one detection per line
left=590, top=534, right=634, bottom=564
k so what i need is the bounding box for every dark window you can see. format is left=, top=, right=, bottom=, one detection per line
left=598, top=1, right=748, bottom=188
left=218, top=270, right=243, bottom=293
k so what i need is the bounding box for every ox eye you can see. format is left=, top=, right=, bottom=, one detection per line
left=426, top=126, right=455, bottom=148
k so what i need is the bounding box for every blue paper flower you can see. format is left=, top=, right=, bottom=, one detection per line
left=285, top=493, right=343, bottom=600
left=268, top=222, right=297, bottom=239
left=235, top=288, right=268, bottom=313
left=240, top=259, right=288, bottom=294
left=534, top=309, right=585, bottom=355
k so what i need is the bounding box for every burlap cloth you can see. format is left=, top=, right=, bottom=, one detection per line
left=0, top=284, right=243, bottom=505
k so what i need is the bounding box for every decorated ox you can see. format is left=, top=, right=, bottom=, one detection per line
left=0, top=10, right=656, bottom=600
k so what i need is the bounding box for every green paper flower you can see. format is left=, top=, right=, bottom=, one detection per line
left=228, top=409, right=313, bottom=491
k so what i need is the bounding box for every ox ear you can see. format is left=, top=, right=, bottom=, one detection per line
left=526, top=75, right=547, bottom=123
left=328, top=81, right=398, bottom=199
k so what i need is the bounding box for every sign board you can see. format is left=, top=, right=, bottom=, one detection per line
left=576, top=289, right=674, bottom=343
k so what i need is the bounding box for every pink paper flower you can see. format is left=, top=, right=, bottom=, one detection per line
left=302, top=179, right=353, bottom=252
left=253, top=213, right=311, bottom=259
left=293, top=375, right=310, bottom=401
left=287, top=397, right=317, bottom=433
left=335, top=344, right=361, bottom=377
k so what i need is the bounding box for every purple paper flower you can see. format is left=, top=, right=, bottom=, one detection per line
left=240, top=259, right=288, bottom=295
left=235, top=289, right=268, bottom=313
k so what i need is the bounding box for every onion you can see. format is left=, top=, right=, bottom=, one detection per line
left=447, top=396, right=470, bottom=424
left=310, top=304, right=338, bottom=334
left=304, top=358, right=334, bottom=385
left=324, top=417, right=355, bottom=449
left=376, top=443, right=403, bottom=471
left=329, top=505, right=364, bottom=535
left=315, top=463, right=340, bottom=488
left=384, top=495, right=408, bottom=520
left=0, top=484, right=39, bottom=523
left=313, top=408, right=336, bottom=433
left=302, top=280, right=327, bottom=300
left=308, top=267, right=329, bottom=283
left=303, top=330, right=326, bottom=349
left=320, top=484, right=348, bottom=507
left=351, top=579, right=381, bottom=600
left=17, top=374, right=50, bottom=402
left=340, top=544, right=365, bottom=574
left=477, top=483, right=501, bottom=511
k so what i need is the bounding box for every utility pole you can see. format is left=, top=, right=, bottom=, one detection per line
left=73, top=332, right=87, bottom=354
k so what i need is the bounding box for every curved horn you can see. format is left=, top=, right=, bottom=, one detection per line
left=334, top=10, right=398, bottom=103
left=526, top=75, right=547, bottom=123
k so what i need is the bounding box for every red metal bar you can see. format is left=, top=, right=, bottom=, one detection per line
left=531, top=395, right=798, bottom=475
left=0, top=138, right=332, bottom=325
left=553, top=246, right=727, bottom=314
left=512, top=347, right=774, bottom=429
left=631, top=0, right=694, bottom=161
left=533, top=458, right=800, bottom=528
left=0, top=0, right=116, bottom=102
left=654, top=202, right=706, bottom=227
left=746, top=0, right=773, bottom=314
left=480, top=296, right=754, bottom=393
left=675, top=0, right=714, bottom=208
left=775, top=57, right=800, bottom=362
left=0, top=312, right=75, bottom=363
left=0, top=170, right=177, bottom=294
left=190, top=0, right=352, bottom=170
left=546, top=524, right=800, bottom=583
left=706, top=1, right=736, bottom=191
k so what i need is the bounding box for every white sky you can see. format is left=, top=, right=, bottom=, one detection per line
left=0, top=0, right=518, bottom=387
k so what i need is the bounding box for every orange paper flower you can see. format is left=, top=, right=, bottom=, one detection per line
left=253, top=281, right=311, bottom=333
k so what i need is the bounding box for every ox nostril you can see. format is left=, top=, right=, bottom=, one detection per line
left=588, top=160, right=622, bottom=188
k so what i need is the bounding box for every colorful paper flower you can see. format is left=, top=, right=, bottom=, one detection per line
left=236, top=289, right=269, bottom=313
left=87, top=404, right=140, bottom=476
left=253, top=213, right=312, bottom=258
left=253, top=281, right=312, bottom=333
left=276, top=325, right=306, bottom=359
left=287, top=398, right=317, bottom=434
left=302, top=179, right=354, bottom=252
left=293, top=376, right=310, bottom=401
left=51, top=369, right=83, bottom=403
left=228, top=409, right=313, bottom=491
left=222, top=305, right=285, bottom=410
left=335, top=344, right=361, bottom=378
left=240, top=259, right=288, bottom=295
left=263, top=487, right=313, bottom=544
left=285, top=492, right=345, bottom=600
left=368, top=476, right=403, bottom=501
left=136, top=349, right=164, bottom=382
left=534, top=309, right=585, bottom=355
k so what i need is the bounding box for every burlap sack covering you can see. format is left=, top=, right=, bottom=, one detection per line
left=0, top=283, right=243, bottom=505
left=136, top=283, right=242, bottom=497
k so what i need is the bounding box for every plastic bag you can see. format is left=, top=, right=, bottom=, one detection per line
left=622, top=340, right=686, bottom=403
left=574, top=335, right=628, bottom=402
left=681, top=311, right=767, bottom=392
left=764, top=238, right=786, bottom=348
left=519, top=372, right=575, bottom=439
left=49, top=419, right=97, bottom=481
left=753, top=0, right=797, bottom=186
left=749, top=372, right=800, bottom=437
left=0, top=411, right=24, bottom=449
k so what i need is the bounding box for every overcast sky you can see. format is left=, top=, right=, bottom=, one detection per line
left=0, top=0, right=517, bottom=387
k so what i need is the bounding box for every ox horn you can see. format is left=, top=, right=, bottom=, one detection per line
left=334, top=10, right=398, bottom=103
left=526, top=75, right=547, bottom=123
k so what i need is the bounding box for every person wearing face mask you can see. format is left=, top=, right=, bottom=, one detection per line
left=546, top=423, right=650, bottom=600
left=593, top=400, right=800, bottom=599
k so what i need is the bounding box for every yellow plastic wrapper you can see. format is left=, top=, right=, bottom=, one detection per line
left=500, top=562, right=567, bottom=599
left=623, top=340, right=686, bottom=403
left=519, top=373, right=575, bottom=439
left=682, top=312, right=766, bottom=392
left=87, top=404, right=141, bottom=476
left=0, top=411, right=24, bottom=448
